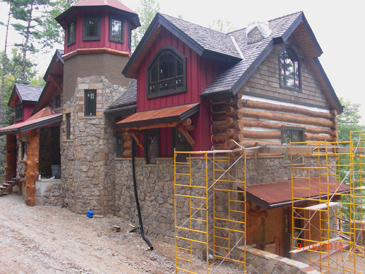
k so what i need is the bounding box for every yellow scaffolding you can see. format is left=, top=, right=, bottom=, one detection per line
left=290, top=133, right=365, bottom=273
left=174, top=149, right=246, bottom=273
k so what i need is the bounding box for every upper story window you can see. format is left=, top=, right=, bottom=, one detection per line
left=147, top=46, right=186, bottom=99
left=84, top=90, right=96, bottom=116
left=109, top=16, right=124, bottom=44
left=279, top=46, right=301, bottom=91
left=67, top=18, right=76, bottom=46
left=15, top=103, right=23, bottom=121
left=83, top=14, right=101, bottom=41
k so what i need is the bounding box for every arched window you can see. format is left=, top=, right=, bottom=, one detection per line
left=279, top=46, right=301, bottom=91
left=147, top=46, right=186, bottom=99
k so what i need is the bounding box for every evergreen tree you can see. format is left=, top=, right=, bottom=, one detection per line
left=10, top=0, right=50, bottom=83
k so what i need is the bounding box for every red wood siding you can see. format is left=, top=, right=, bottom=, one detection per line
left=64, top=11, right=132, bottom=55
left=15, top=103, right=35, bottom=124
left=135, top=28, right=227, bottom=151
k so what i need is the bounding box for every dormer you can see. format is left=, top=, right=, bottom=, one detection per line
left=55, top=0, right=140, bottom=56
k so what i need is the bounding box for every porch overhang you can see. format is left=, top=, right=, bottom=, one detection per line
left=244, top=176, right=350, bottom=209
left=0, top=113, right=62, bottom=136
left=116, top=103, right=200, bottom=129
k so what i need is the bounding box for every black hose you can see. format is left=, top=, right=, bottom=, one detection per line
left=130, top=138, right=153, bottom=250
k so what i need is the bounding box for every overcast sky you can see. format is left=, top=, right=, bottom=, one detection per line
left=0, top=0, right=364, bottom=123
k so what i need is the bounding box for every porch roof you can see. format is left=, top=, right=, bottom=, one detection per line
left=0, top=109, right=62, bottom=136
left=116, top=103, right=200, bottom=129
left=243, top=176, right=350, bottom=209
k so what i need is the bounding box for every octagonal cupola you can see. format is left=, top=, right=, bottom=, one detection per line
left=56, top=0, right=140, bottom=57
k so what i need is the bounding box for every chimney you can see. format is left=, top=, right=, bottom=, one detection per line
left=246, top=21, right=271, bottom=45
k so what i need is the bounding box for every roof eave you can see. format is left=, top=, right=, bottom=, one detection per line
left=43, top=50, right=64, bottom=81
left=31, top=82, right=51, bottom=116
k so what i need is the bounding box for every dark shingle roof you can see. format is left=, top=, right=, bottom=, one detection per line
left=201, top=12, right=302, bottom=96
left=107, top=79, right=137, bottom=110
left=15, top=84, right=43, bottom=103
left=161, top=14, right=241, bottom=59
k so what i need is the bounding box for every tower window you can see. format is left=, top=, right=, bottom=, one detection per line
left=109, top=16, right=124, bottom=44
left=15, top=103, right=23, bottom=121
left=84, top=90, right=96, bottom=116
left=67, top=18, right=76, bottom=46
left=83, top=14, right=101, bottom=41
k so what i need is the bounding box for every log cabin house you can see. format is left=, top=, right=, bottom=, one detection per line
left=0, top=0, right=350, bottom=268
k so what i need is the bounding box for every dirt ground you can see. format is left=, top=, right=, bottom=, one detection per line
left=0, top=194, right=238, bottom=274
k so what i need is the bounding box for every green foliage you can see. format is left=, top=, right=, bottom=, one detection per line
left=132, top=0, right=160, bottom=51
left=208, top=19, right=236, bottom=33
left=39, top=0, right=77, bottom=50
left=337, top=97, right=364, bottom=142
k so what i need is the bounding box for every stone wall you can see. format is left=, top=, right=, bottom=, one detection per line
left=61, top=76, right=127, bottom=215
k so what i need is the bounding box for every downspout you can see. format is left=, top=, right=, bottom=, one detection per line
left=129, top=138, right=154, bottom=250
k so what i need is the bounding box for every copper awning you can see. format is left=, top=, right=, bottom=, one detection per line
left=0, top=107, right=62, bottom=136
left=244, top=176, right=350, bottom=209
left=116, top=103, right=200, bottom=128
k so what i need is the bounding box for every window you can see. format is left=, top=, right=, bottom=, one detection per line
left=55, top=95, right=61, bottom=108
left=15, top=103, right=23, bottom=121
left=66, top=113, right=71, bottom=140
left=145, top=129, right=159, bottom=164
left=109, top=16, right=124, bottom=43
left=84, top=90, right=96, bottom=116
left=279, top=46, right=301, bottom=91
left=173, top=129, right=190, bottom=162
left=22, top=142, right=28, bottom=160
left=83, top=14, right=101, bottom=41
left=67, top=18, right=76, bottom=46
left=282, top=126, right=305, bottom=164
left=128, top=22, right=131, bottom=50
left=116, top=134, right=123, bottom=157
left=147, top=46, right=186, bottom=99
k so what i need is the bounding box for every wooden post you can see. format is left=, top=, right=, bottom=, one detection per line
left=3, top=134, right=17, bottom=183
left=25, top=129, right=40, bottom=206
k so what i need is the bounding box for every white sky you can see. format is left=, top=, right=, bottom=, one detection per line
left=0, top=0, right=364, bottom=123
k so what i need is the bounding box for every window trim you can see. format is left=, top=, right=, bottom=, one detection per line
left=84, top=89, right=97, bottom=117
left=109, top=15, right=124, bottom=44
left=146, top=46, right=187, bottom=99
left=128, top=22, right=131, bottom=50
left=67, top=18, right=76, bottom=46
left=281, top=126, right=305, bottom=164
left=83, top=14, right=101, bottom=41
left=15, top=103, right=23, bottom=121
left=279, top=45, right=301, bottom=92
left=66, top=113, right=71, bottom=140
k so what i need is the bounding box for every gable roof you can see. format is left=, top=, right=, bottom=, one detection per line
left=55, top=0, right=140, bottom=29
left=123, top=11, right=342, bottom=113
left=32, top=49, right=64, bottom=115
left=8, top=84, right=43, bottom=108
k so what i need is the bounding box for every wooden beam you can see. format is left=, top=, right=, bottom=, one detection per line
left=122, top=119, right=191, bottom=131
left=3, top=134, right=16, bottom=183
left=48, top=75, right=63, bottom=93
left=128, top=130, right=144, bottom=150
left=259, top=146, right=313, bottom=155
left=177, top=126, right=195, bottom=147
left=239, top=108, right=333, bottom=128
left=25, top=130, right=39, bottom=206
left=236, top=99, right=333, bottom=119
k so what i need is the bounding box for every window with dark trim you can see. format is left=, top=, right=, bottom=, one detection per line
left=66, top=113, right=71, bottom=140
left=84, top=90, right=96, bottom=116
left=55, top=95, right=61, bottom=108
left=173, top=129, right=190, bottom=162
left=109, top=16, right=124, bottom=43
left=147, top=46, right=186, bottom=99
left=116, top=134, right=123, bottom=158
left=67, top=18, right=76, bottom=46
left=15, top=103, right=23, bottom=121
left=22, top=141, right=28, bottom=160
left=83, top=14, right=101, bottom=41
left=145, top=129, right=159, bottom=164
left=281, top=126, right=305, bottom=164
left=279, top=46, right=301, bottom=91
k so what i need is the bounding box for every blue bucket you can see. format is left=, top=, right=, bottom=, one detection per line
left=87, top=210, right=93, bottom=218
